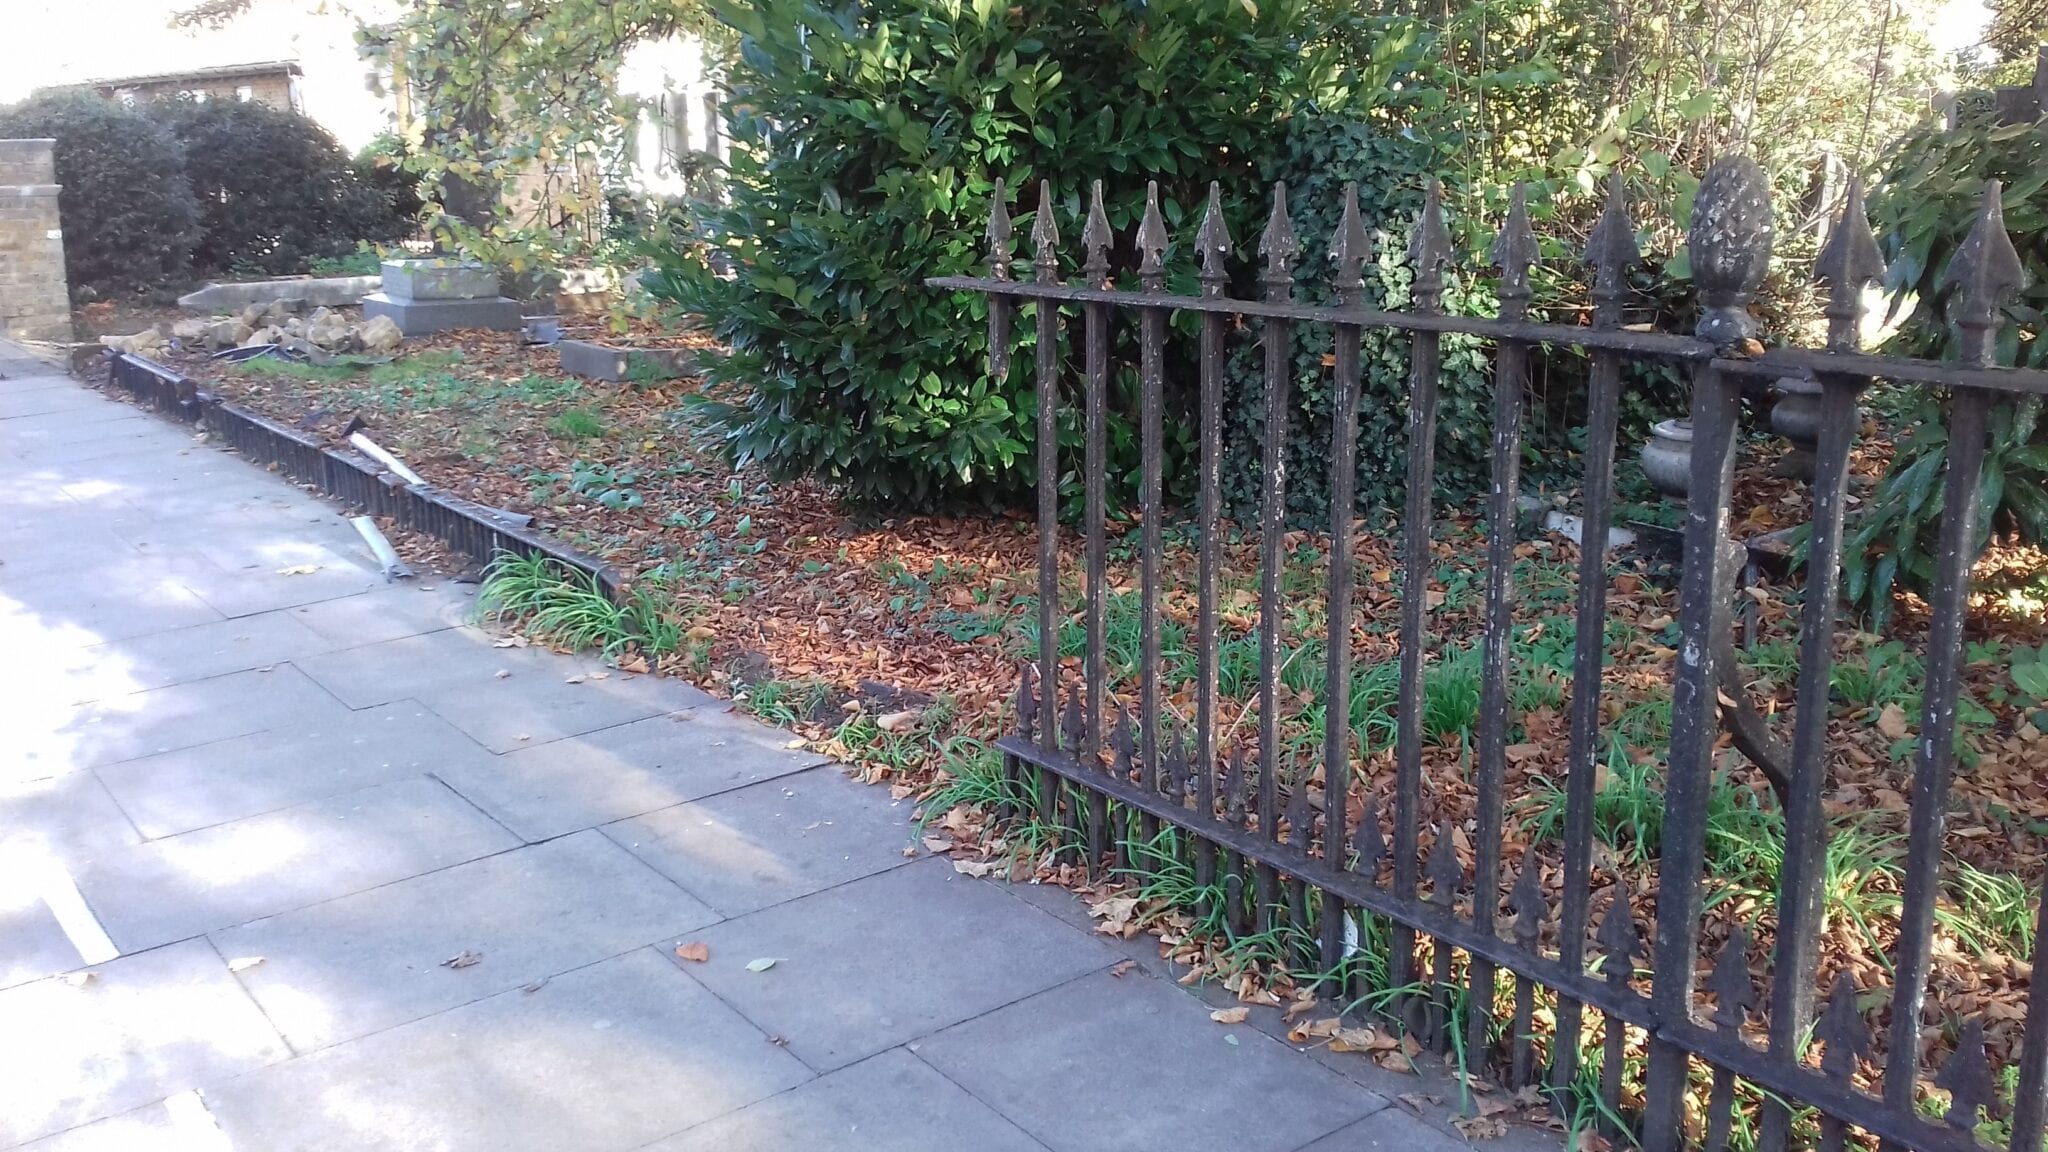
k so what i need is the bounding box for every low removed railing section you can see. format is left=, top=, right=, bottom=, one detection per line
left=932, top=162, right=2046, bottom=1152
left=102, top=352, right=618, bottom=594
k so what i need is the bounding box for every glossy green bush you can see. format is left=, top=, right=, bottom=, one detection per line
left=152, top=98, right=411, bottom=277
left=0, top=91, right=200, bottom=300
left=648, top=0, right=1443, bottom=507
left=1855, top=102, right=2048, bottom=626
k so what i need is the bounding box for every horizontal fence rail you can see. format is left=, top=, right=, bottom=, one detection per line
left=931, top=164, right=2045, bottom=1152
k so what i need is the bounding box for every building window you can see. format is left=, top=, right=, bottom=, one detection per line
left=236, top=85, right=254, bottom=102
left=184, top=89, right=208, bottom=102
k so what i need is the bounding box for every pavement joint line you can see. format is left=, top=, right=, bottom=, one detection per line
left=38, top=856, right=120, bottom=965
left=163, top=1089, right=234, bottom=1152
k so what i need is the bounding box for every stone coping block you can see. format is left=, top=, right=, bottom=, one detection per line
left=558, top=338, right=697, bottom=382
left=178, top=275, right=382, bottom=313
left=360, top=292, right=524, bottom=337
left=381, top=258, right=500, bottom=302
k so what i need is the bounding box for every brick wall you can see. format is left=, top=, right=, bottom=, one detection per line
left=0, top=139, right=73, bottom=344
left=98, top=74, right=299, bottom=114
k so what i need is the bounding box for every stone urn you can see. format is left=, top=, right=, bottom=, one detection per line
left=1769, top=376, right=1823, bottom=479
left=1639, top=418, right=1694, bottom=502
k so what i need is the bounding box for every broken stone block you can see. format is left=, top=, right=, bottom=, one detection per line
left=357, top=314, right=403, bottom=353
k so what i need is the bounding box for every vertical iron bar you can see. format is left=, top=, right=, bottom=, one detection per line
left=1392, top=181, right=1450, bottom=1029
left=1194, top=184, right=1231, bottom=915
left=1880, top=385, right=1990, bottom=1131
left=1081, top=184, right=1114, bottom=874
left=1136, top=184, right=1170, bottom=849
left=1470, top=184, right=1535, bottom=1064
left=1256, top=184, right=1300, bottom=931
left=1031, top=182, right=1061, bottom=765
left=2012, top=870, right=2048, bottom=1152
left=1639, top=367, right=1743, bottom=1151
left=1322, top=183, right=1368, bottom=980
left=1641, top=155, right=1774, bottom=1152
left=1757, top=174, right=1886, bottom=1151
left=1554, top=174, right=1637, bottom=1101
left=1882, top=180, right=2018, bottom=1149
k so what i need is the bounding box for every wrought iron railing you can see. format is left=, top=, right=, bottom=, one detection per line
left=928, top=157, right=2047, bottom=1151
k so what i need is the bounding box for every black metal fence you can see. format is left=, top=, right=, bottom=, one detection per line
left=928, top=158, right=2048, bottom=1151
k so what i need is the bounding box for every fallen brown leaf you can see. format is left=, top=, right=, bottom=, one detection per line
left=675, top=942, right=710, bottom=963
left=1210, top=1006, right=1251, bottom=1025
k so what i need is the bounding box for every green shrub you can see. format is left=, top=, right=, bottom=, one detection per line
left=352, top=132, right=424, bottom=241
left=649, top=0, right=1444, bottom=507
left=1222, top=111, right=1502, bottom=518
left=1853, top=104, right=2048, bottom=626
left=0, top=91, right=200, bottom=300
left=151, top=97, right=404, bottom=276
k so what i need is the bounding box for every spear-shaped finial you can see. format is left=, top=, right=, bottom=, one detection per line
left=1016, top=663, right=1037, bottom=740
left=1409, top=179, right=1452, bottom=312
left=1330, top=182, right=1371, bottom=306
left=1196, top=182, right=1232, bottom=298
left=1164, top=723, right=1188, bottom=800
left=1425, top=822, right=1461, bottom=907
left=1491, top=182, right=1539, bottom=316
left=1137, top=180, right=1170, bottom=291
left=1814, top=175, right=1886, bottom=350
left=1032, top=180, right=1061, bottom=284
left=1596, top=884, right=1639, bottom=985
left=1706, top=925, right=1757, bottom=1029
left=1082, top=179, right=1114, bottom=286
left=987, top=178, right=1014, bottom=281
left=1815, top=971, right=1864, bottom=1078
left=1355, top=793, right=1385, bottom=877
left=1062, top=680, right=1085, bottom=752
left=1586, top=173, right=1641, bottom=327
left=1935, top=1019, right=1996, bottom=1130
left=1286, top=752, right=1314, bottom=849
left=1259, top=182, right=1299, bottom=301
left=1510, top=848, right=1546, bottom=944
left=1111, top=704, right=1135, bottom=779
left=1940, top=180, right=2025, bottom=365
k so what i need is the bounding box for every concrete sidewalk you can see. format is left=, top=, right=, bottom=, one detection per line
left=0, top=364, right=1530, bottom=1152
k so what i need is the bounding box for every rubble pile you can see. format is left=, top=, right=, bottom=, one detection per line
left=101, top=300, right=402, bottom=360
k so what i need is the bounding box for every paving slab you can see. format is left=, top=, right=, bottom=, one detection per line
left=417, top=663, right=715, bottom=754
left=0, top=938, right=289, bottom=1147
left=203, top=948, right=812, bottom=1152
left=0, top=892, right=86, bottom=992
left=11, top=1098, right=195, bottom=1152
left=440, top=707, right=822, bottom=842
left=149, top=543, right=385, bottom=620
left=682, top=856, right=1118, bottom=1072
left=283, top=584, right=475, bottom=648
left=0, top=768, right=140, bottom=870
left=605, top=764, right=916, bottom=916
left=75, top=776, right=519, bottom=953
left=917, top=967, right=1386, bottom=1152
left=16, top=664, right=348, bottom=779
left=294, top=626, right=589, bottom=708
left=214, top=831, right=719, bottom=1052
left=1292, top=1106, right=1480, bottom=1151
left=0, top=564, right=225, bottom=644
left=642, top=1047, right=1051, bottom=1152
left=0, top=521, right=139, bottom=586
left=44, top=610, right=339, bottom=704
left=94, top=700, right=505, bottom=839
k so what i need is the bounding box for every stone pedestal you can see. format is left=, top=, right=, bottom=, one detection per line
left=359, top=259, right=523, bottom=337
